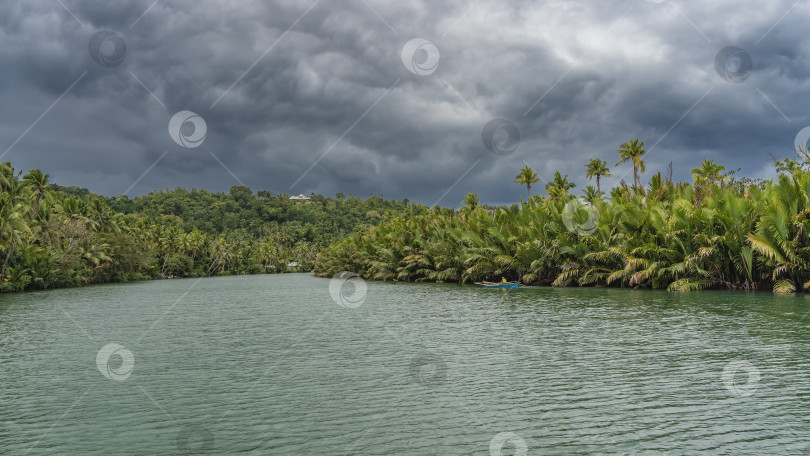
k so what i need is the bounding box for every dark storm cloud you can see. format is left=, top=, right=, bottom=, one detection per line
left=1, top=0, right=809, bottom=205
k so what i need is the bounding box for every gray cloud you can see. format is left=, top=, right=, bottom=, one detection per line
left=1, top=0, right=809, bottom=205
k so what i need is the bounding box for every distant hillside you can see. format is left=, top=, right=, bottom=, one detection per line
left=52, top=184, right=426, bottom=248
left=0, top=170, right=426, bottom=293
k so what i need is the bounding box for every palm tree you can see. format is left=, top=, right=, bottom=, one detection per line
left=582, top=185, right=600, bottom=203
left=585, top=159, right=611, bottom=194
left=545, top=171, right=576, bottom=201
left=616, top=139, right=647, bottom=188
left=460, top=193, right=480, bottom=219
left=514, top=166, right=539, bottom=198
left=0, top=162, right=13, bottom=192
left=0, top=194, right=29, bottom=282
left=746, top=175, right=810, bottom=292
left=187, top=230, right=206, bottom=263
left=4, top=176, right=26, bottom=207
left=87, top=199, right=121, bottom=233
left=313, top=165, right=810, bottom=293
left=691, top=159, right=727, bottom=186
left=22, top=169, right=49, bottom=214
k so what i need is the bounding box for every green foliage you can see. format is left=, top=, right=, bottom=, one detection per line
left=105, top=187, right=419, bottom=246
left=585, top=159, right=611, bottom=193
left=0, top=162, right=424, bottom=292
left=546, top=171, right=576, bottom=201
left=315, top=156, right=810, bottom=294
left=514, top=166, right=539, bottom=197
left=616, top=138, right=646, bottom=187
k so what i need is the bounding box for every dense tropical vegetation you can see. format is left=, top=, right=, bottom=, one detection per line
left=0, top=162, right=421, bottom=292
left=7, top=137, right=810, bottom=294
left=315, top=139, right=810, bottom=293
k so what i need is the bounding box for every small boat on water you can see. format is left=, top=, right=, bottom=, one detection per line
left=475, top=281, right=520, bottom=289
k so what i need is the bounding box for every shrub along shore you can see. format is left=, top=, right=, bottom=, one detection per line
left=314, top=140, right=810, bottom=294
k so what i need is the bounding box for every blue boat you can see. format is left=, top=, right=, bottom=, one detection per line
left=476, top=281, right=519, bottom=289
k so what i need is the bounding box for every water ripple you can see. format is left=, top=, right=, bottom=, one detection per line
left=1, top=275, right=810, bottom=454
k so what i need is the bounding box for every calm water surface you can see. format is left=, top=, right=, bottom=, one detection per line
left=1, top=273, right=810, bottom=455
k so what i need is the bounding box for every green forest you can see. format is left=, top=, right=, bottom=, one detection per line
left=5, top=138, right=810, bottom=294
left=0, top=161, right=421, bottom=292
left=315, top=140, right=810, bottom=294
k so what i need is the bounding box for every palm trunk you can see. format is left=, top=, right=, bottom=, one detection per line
left=527, top=184, right=531, bottom=198
left=596, top=175, right=601, bottom=193
left=1, top=239, right=16, bottom=282
left=161, top=253, right=170, bottom=274
left=33, top=194, right=41, bottom=214
left=633, top=167, right=638, bottom=188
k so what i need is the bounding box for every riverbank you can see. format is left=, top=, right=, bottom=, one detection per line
left=2, top=268, right=312, bottom=294
left=0, top=161, right=420, bottom=294
left=315, top=169, right=810, bottom=294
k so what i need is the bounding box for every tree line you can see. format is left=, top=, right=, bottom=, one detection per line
left=315, top=139, right=810, bottom=293
left=0, top=163, right=422, bottom=292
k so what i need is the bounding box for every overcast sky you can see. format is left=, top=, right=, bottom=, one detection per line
left=1, top=0, right=808, bottom=206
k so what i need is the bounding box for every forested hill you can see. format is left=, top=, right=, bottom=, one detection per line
left=52, top=185, right=424, bottom=247
left=0, top=166, right=425, bottom=293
